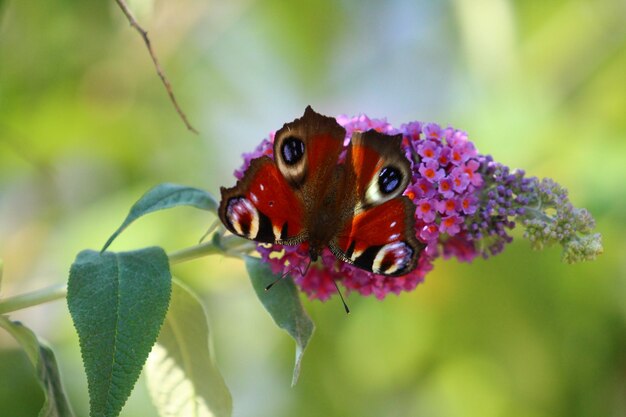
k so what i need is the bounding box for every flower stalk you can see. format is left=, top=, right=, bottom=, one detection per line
left=168, top=234, right=255, bottom=264
left=0, top=236, right=255, bottom=314
left=0, top=284, right=68, bottom=315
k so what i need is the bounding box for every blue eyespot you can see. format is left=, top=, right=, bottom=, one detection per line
left=281, top=136, right=305, bottom=165
left=378, top=166, right=402, bottom=194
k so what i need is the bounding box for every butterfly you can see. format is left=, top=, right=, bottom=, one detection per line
left=219, top=106, right=425, bottom=276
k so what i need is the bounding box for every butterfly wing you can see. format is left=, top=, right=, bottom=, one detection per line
left=329, top=129, right=423, bottom=276
left=344, top=130, right=411, bottom=210
left=329, top=197, right=423, bottom=276
left=219, top=156, right=306, bottom=244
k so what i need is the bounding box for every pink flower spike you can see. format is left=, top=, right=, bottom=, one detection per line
left=439, top=215, right=463, bottom=236
left=416, top=199, right=437, bottom=223
left=234, top=108, right=539, bottom=302
left=423, top=123, right=442, bottom=141
left=438, top=177, right=455, bottom=198
left=437, top=198, right=458, bottom=215
left=419, top=160, right=445, bottom=183
left=417, top=141, right=440, bottom=161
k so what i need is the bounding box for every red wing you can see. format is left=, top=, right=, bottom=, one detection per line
left=329, top=197, right=424, bottom=276
left=219, top=157, right=306, bottom=244
left=344, top=130, right=411, bottom=208
left=306, top=132, right=344, bottom=185
left=346, top=138, right=382, bottom=198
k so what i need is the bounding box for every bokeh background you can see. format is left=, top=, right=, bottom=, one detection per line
left=1, top=0, right=625, bottom=416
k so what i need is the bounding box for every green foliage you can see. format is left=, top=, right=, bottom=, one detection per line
left=67, top=248, right=172, bottom=417
left=0, top=349, right=44, bottom=417
left=145, top=279, right=232, bottom=417
left=102, top=183, right=217, bottom=252
left=245, top=256, right=315, bottom=386
left=0, top=317, right=75, bottom=417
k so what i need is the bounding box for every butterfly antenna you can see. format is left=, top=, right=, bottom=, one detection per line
left=265, top=270, right=291, bottom=291
left=265, top=258, right=313, bottom=291
left=333, top=280, right=350, bottom=315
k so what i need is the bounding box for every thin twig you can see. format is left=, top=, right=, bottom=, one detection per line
left=0, top=284, right=67, bottom=315
left=114, top=0, right=199, bottom=134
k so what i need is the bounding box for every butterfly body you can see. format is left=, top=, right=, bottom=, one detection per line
left=302, top=167, right=356, bottom=261
left=219, top=106, right=425, bottom=276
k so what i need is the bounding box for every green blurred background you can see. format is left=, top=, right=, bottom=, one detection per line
left=1, top=0, right=625, bottom=416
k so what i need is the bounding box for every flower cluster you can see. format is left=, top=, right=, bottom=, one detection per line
left=231, top=112, right=602, bottom=300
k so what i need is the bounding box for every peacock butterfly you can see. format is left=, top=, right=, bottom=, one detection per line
left=219, top=106, right=425, bottom=276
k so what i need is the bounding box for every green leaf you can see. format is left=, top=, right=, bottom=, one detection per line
left=0, top=259, right=4, bottom=294
left=102, top=183, right=218, bottom=252
left=0, top=316, right=76, bottom=417
left=67, top=248, right=172, bottom=417
left=145, top=279, right=232, bottom=417
left=244, top=256, right=315, bottom=386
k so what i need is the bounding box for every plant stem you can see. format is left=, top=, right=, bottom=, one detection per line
left=0, top=284, right=67, bottom=315
left=521, top=206, right=554, bottom=223
left=168, top=241, right=224, bottom=264
left=0, top=238, right=255, bottom=313
left=167, top=236, right=256, bottom=264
